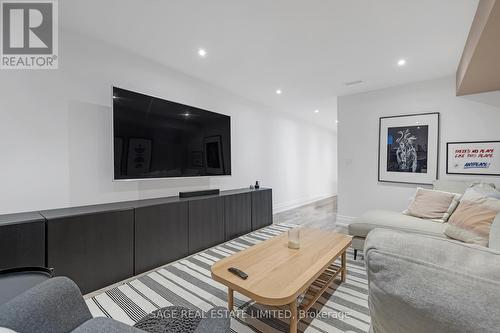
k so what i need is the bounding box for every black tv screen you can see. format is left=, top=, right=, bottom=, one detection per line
left=113, top=87, right=231, bottom=180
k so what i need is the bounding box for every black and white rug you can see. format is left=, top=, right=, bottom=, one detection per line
left=85, top=224, right=370, bottom=332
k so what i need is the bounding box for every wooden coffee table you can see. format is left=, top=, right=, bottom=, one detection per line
left=211, top=228, right=352, bottom=333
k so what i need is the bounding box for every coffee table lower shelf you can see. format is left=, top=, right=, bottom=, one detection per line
left=298, top=262, right=344, bottom=318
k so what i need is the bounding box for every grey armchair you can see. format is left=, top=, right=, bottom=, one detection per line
left=364, top=228, right=500, bottom=333
left=0, top=277, right=230, bottom=333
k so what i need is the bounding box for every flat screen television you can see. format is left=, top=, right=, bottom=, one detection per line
left=113, top=87, right=231, bottom=180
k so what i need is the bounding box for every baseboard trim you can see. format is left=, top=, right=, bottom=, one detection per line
left=273, top=194, right=336, bottom=214
left=336, top=214, right=356, bottom=226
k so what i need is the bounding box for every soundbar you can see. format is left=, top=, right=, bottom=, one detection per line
left=179, top=189, right=220, bottom=198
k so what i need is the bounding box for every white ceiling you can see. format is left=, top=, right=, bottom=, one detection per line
left=60, top=0, right=479, bottom=130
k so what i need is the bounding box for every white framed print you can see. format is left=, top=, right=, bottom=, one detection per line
left=447, top=141, right=500, bottom=176
left=378, top=112, right=440, bottom=184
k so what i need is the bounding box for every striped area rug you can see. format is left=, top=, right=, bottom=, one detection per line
left=85, top=224, right=370, bottom=333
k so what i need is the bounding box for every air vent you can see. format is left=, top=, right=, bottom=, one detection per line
left=344, top=80, right=363, bottom=86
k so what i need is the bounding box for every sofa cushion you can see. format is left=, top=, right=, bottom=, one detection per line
left=405, top=188, right=460, bottom=222
left=349, top=209, right=447, bottom=238
left=445, top=187, right=500, bottom=246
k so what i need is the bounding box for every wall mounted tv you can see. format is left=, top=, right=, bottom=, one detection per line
left=113, top=87, right=231, bottom=180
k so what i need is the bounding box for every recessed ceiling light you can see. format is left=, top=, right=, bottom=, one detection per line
left=397, top=59, right=406, bottom=66
left=198, top=48, right=207, bottom=57
left=276, top=89, right=282, bottom=95
left=336, top=120, right=339, bottom=124
left=314, top=109, right=319, bottom=113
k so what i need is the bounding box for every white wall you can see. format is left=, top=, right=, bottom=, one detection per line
left=0, top=30, right=337, bottom=215
left=337, top=76, right=500, bottom=222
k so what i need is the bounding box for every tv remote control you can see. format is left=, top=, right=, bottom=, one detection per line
left=228, top=267, right=248, bottom=280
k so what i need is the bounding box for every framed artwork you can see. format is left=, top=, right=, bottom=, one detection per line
left=378, top=112, right=440, bottom=184
left=204, top=135, right=224, bottom=175
left=126, top=138, right=152, bottom=177
left=447, top=141, right=500, bottom=176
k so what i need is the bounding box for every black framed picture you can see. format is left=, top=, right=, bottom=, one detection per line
left=447, top=141, right=500, bottom=176
left=378, top=112, right=439, bottom=184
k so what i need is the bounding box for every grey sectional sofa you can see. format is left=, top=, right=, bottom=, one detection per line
left=348, top=180, right=473, bottom=259
left=355, top=180, right=500, bottom=332
left=365, top=228, right=500, bottom=333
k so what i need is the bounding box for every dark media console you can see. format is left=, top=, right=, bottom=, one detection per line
left=0, top=188, right=272, bottom=294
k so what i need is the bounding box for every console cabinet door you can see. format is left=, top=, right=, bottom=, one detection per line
left=252, top=189, right=273, bottom=230
left=0, top=221, right=45, bottom=270
left=135, top=202, right=188, bottom=275
left=47, top=210, right=134, bottom=294
left=224, top=193, right=251, bottom=240
left=189, top=197, right=224, bottom=253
